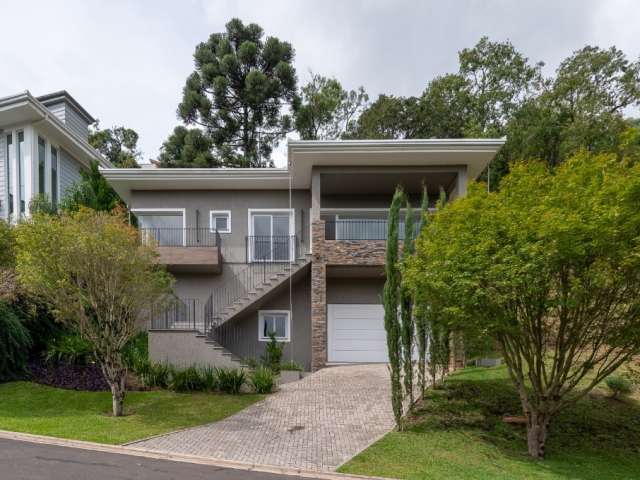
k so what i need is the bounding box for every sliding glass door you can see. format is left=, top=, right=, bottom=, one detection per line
left=250, top=211, right=293, bottom=262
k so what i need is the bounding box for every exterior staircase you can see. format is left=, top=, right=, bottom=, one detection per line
left=206, top=255, right=311, bottom=329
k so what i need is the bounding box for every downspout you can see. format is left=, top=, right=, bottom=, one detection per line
left=288, top=165, right=294, bottom=363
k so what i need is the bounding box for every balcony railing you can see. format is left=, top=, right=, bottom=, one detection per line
left=149, top=297, right=204, bottom=331
left=324, top=219, right=422, bottom=240
left=246, top=235, right=298, bottom=263
left=139, top=227, right=221, bottom=248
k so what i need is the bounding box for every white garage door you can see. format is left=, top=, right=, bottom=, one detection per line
left=328, top=304, right=388, bottom=363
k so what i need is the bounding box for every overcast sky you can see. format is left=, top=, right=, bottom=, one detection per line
left=1, top=0, right=638, bottom=167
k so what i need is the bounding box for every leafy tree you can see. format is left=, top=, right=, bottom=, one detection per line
left=15, top=209, right=173, bottom=416
left=89, top=124, right=141, bottom=168
left=158, top=126, right=221, bottom=168
left=507, top=46, right=640, bottom=167
left=384, top=187, right=405, bottom=429
left=400, top=201, right=415, bottom=407
left=60, top=161, right=122, bottom=212
left=458, top=36, right=543, bottom=137
left=178, top=18, right=297, bottom=167
left=406, top=153, right=640, bottom=458
left=418, top=74, right=471, bottom=138
left=344, top=95, right=420, bottom=139
left=294, top=72, right=368, bottom=140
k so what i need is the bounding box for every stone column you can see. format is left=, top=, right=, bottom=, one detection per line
left=311, top=220, right=327, bottom=371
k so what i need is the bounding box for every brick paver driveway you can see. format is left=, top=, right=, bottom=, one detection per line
left=129, top=364, right=393, bottom=472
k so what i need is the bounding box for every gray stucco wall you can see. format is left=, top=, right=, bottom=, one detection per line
left=326, top=277, right=385, bottom=304
left=218, top=272, right=312, bottom=370
left=149, top=330, right=244, bottom=368
left=130, top=189, right=311, bottom=262
left=0, top=134, right=5, bottom=219
left=60, top=148, right=83, bottom=198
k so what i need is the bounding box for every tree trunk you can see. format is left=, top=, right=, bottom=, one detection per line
left=109, top=373, right=126, bottom=417
left=526, top=411, right=549, bottom=458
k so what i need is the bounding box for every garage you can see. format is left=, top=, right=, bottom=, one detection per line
left=327, top=304, right=388, bottom=363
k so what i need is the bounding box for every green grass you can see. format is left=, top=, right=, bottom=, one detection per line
left=339, top=365, right=640, bottom=480
left=0, top=381, right=263, bottom=444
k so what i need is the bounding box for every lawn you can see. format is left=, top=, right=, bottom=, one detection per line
left=0, top=381, right=263, bottom=444
left=339, top=365, right=640, bottom=480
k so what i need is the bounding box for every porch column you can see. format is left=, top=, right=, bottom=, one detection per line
left=311, top=219, right=326, bottom=371
left=311, top=168, right=321, bottom=222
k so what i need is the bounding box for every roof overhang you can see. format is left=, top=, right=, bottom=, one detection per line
left=287, top=138, right=505, bottom=188
left=101, top=138, right=504, bottom=203
left=0, top=91, right=109, bottom=168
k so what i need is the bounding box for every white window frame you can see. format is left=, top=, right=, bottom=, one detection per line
left=258, top=310, right=291, bottom=342
left=247, top=208, right=295, bottom=262
left=131, top=208, right=186, bottom=246
left=209, top=210, right=231, bottom=233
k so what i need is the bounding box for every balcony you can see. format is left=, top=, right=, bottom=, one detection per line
left=139, top=227, right=222, bottom=273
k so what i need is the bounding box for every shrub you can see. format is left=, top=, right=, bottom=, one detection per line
left=199, top=366, right=218, bottom=392
left=243, top=357, right=260, bottom=370
left=280, top=360, right=303, bottom=372
left=123, top=331, right=148, bottom=372
left=262, top=332, right=283, bottom=374
left=605, top=375, right=634, bottom=398
left=249, top=366, right=275, bottom=394
left=45, top=332, right=93, bottom=365
left=0, top=302, right=32, bottom=381
left=138, top=362, right=172, bottom=389
left=216, top=367, right=246, bottom=394
left=170, top=366, right=207, bottom=392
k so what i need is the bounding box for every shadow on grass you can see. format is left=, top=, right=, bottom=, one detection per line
left=408, top=366, right=640, bottom=479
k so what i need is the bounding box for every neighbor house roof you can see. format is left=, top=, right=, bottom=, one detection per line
left=101, top=138, right=504, bottom=203
left=36, top=90, right=97, bottom=124
left=0, top=91, right=109, bottom=168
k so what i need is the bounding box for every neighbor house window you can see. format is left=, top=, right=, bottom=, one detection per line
left=6, top=134, right=12, bottom=216
left=38, top=136, right=46, bottom=195
left=209, top=210, right=231, bottom=233
left=258, top=310, right=290, bottom=342
left=50, top=146, right=58, bottom=207
left=17, top=131, right=25, bottom=214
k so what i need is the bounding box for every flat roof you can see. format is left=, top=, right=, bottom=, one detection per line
left=101, top=138, right=504, bottom=203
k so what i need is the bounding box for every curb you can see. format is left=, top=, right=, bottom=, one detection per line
left=0, top=430, right=393, bottom=480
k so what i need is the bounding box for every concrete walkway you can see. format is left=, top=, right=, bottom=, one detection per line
left=130, top=365, right=394, bottom=472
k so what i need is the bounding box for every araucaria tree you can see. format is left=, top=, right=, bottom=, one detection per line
left=15, top=208, right=173, bottom=416
left=178, top=18, right=297, bottom=167
left=406, top=153, right=640, bottom=458
left=384, top=187, right=405, bottom=429
left=400, top=202, right=415, bottom=407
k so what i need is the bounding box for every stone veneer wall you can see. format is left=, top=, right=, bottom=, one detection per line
left=310, top=220, right=389, bottom=370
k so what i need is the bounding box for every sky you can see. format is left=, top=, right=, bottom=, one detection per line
left=1, top=0, right=638, bottom=167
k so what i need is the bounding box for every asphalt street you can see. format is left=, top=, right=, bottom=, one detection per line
left=0, top=438, right=314, bottom=480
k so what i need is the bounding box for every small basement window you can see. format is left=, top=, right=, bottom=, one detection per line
left=258, top=310, right=290, bottom=342
left=210, top=210, right=231, bottom=233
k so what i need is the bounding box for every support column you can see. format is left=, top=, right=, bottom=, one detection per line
left=311, top=220, right=327, bottom=371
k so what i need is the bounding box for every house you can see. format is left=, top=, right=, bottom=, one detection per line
left=0, top=90, right=110, bottom=220
left=103, top=139, right=504, bottom=371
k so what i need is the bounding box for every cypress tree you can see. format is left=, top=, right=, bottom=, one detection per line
left=384, top=187, right=404, bottom=429
left=400, top=201, right=416, bottom=407
left=414, top=184, right=429, bottom=396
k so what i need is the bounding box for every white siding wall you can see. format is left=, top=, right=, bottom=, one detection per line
left=0, top=134, right=5, bottom=219
left=60, top=148, right=84, bottom=199
left=63, top=107, right=90, bottom=140
left=44, top=101, right=90, bottom=140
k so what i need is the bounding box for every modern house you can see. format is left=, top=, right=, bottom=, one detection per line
left=103, top=139, right=504, bottom=371
left=0, top=91, right=110, bottom=221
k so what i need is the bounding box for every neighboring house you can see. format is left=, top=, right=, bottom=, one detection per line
left=0, top=90, right=110, bottom=221
left=103, top=139, right=504, bottom=371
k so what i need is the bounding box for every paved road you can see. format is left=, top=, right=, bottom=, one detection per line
left=0, top=438, right=310, bottom=480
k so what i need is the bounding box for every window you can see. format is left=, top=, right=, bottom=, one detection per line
left=210, top=210, right=231, bottom=233
left=17, top=131, right=25, bottom=214
left=258, top=310, right=290, bottom=342
left=5, top=134, right=12, bottom=216
left=248, top=210, right=294, bottom=262
left=38, top=136, right=46, bottom=195
left=51, top=146, right=58, bottom=207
